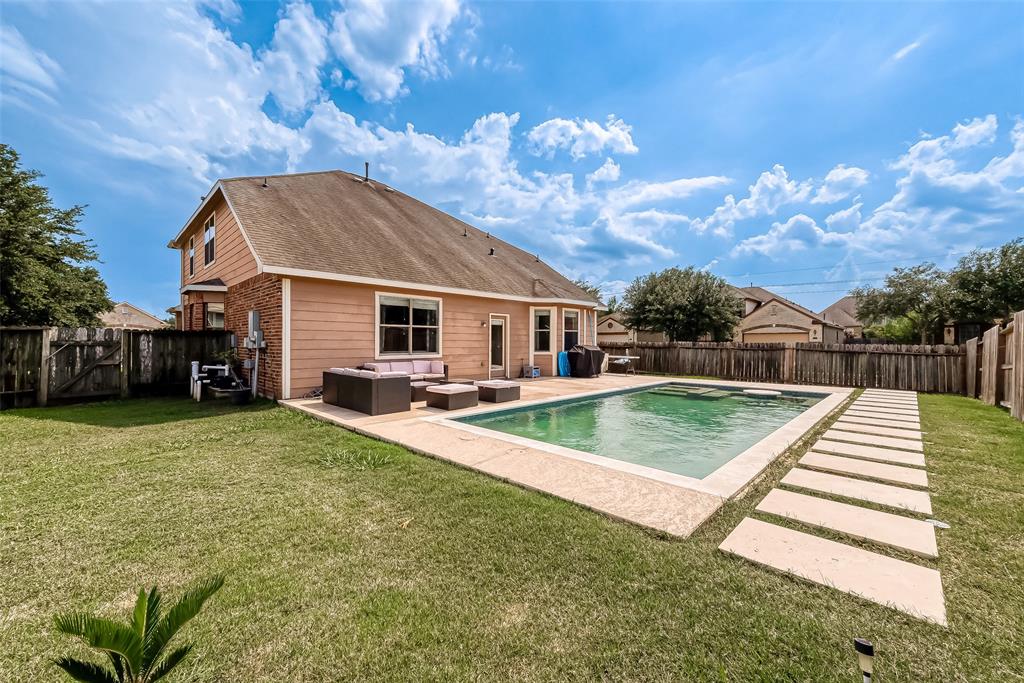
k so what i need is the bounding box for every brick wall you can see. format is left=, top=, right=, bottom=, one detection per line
left=225, top=273, right=282, bottom=399
left=184, top=293, right=205, bottom=331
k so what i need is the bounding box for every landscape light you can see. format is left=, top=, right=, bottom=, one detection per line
left=854, top=638, right=874, bottom=682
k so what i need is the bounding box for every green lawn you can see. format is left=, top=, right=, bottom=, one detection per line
left=2, top=394, right=1022, bottom=681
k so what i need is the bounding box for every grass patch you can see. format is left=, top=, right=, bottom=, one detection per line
left=1, top=395, right=1021, bottom=680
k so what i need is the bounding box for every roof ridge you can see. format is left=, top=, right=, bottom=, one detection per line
left=220, top=169, right=346, bottom=183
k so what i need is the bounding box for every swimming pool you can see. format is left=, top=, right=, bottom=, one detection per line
left=457, top=383, right=824, bottom=479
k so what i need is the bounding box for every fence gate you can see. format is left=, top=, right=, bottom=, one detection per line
left=44, top=328, right=127, bottom=403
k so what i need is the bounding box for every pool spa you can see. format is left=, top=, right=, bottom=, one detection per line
left=456, top=383, right=827, bottom=481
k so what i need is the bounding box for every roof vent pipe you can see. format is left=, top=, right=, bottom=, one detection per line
left=488, top=247, right=496, bottom=256
left=364, top=162, right=369, bottom=181
left=262, top=178, right=268, bottom=188
left=463, top=228, right=468, bottom=237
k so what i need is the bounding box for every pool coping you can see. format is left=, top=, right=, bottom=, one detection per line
left=430, top=379, right=851, bottom=499
left=283, top=375, right=852, bottom=537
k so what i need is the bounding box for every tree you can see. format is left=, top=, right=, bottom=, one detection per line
left=622, top=267, right=742, bottom=342
left=0, top=144, right=112, bottom=326
left=53, top=575, right=224, bottom=682
left=863, top=316, right=918, bottom=343
left=947, top=238, right=1024, bottom=322
left=572, top=278, right=603, bottom=301
left=604, top=295, right=619, bottom=314
left=852, top=264, right=950, bottom=344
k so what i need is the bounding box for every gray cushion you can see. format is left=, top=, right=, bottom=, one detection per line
left=425, top=384, right=478, bottom=395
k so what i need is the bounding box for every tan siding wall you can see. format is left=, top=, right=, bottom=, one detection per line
left=179, top=192, right=258, bottom=288
left=739, top=301, right=813, bottom=333
left=288, top=279, right=586, bottom=397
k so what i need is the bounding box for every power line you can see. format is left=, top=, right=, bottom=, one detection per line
left=742, top=277, right=885, bottom=288
left=715, top=245, right=993, bottom=279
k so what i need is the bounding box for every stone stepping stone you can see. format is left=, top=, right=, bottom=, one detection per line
left=799, top=452, right=929, bottom=488
left=836, top=415, right=923, bottom=433
left=719, top=518, right=946, bottom=625
left=822, top=429, right=923, bottom=452
left=845, top=409, right=921, bottom=425
left=862, top=390, right=916, bottom=397
left=833, top=420, right=923, bottom=439
left=781, top=468, right=932, bottom=514
left=856, top=399, right=919, bottom=410
left=812, top=439, right=926, bottom=467
left=755, top=488, right=938, bottom=558
left=852, top=402, right=919, bottom=415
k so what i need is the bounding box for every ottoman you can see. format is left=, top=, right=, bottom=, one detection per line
left=410, top=380, right=437, bottom=402
left=425, top=383, right=479, bottom=410
left=474, top=380, right=521, bottom=403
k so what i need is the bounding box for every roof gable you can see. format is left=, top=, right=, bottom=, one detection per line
left=821, top=295, right=863, bottom=327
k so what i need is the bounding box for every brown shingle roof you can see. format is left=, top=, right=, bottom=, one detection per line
left=731, top=284, right=842, bottom=327
left=821, top=295, right=863, bottom=327
left=213, top=170, right=598, bottom=303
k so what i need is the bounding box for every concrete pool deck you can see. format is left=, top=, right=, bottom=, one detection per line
left=283, top=375, right=851, bottom=537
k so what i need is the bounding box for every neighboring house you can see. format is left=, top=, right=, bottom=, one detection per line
left=731, top=286, right=844, bottom=343
left=820, top=295, right=865, bottom=339
left=596, top=311, right=667, bottom=344
left=99, top=301, right=167, bottom=329
left=943, top=321, right=985, bottom=345
left=169, top=170, right=601, bottom=399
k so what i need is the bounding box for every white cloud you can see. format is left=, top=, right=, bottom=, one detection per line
left=811, top=164, right=869, bottom=204
left=824, top=202, right=863, bottom=232
left=951, top=114, right=998, bottom=149
left=691, top=164, right=811, bottom=237
left=890, top=39, right=923, bottom=62
left=731, top=115, right=1024, bottom=262
left=586, top=157, right=620, bottom=188
left=259, top=1, right=330, bottom=112
left=328, top=0, right=461, bottom=102
left=607, top=175, right=729, bottom=210
left=731, top=214, right=847, bottom=258
left=0, top=25, right=63, bottom=104
left=527, top=115, right=639, bottom=160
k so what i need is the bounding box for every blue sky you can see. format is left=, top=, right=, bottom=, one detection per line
left=3, top=0, right=1023, bottom=317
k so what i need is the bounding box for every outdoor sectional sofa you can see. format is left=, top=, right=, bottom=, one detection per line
left=322, top=369, right=410, bottom=416
left=363, top=360, right=447, bottom=381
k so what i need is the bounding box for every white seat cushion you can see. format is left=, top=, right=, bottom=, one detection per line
left=474, top=380, right=519, bottom=388
left=425, top=384, right=478, bottom=395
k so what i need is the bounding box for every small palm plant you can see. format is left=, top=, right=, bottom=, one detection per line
left=53, top=575, right=224, bottom=682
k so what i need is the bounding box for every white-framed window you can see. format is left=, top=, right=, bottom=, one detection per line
left=532, top=308, right=553, bottom=353
left=203, top=214, right=216, bottom=266
left=376, top=293, right=441, bottom=356
left=563, top=309, right=580, bottom=350
left=205, top=302, right=224, bottom=330
left=187, top=237, right=194, bottom=277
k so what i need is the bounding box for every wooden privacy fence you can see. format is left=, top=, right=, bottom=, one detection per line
left=599, top=340, right=965, bottom=393
left=0, top=327, right=232, bottom=409
left=964, top=309, right=1024, bottom=420
left=601, top=341, right=790, bottom=382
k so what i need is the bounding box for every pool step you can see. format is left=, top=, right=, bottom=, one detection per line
left=650, top=387, right=730, bottom=399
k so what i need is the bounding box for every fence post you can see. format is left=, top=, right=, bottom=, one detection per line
left=784, top=346, right=795, bottom=383
left=1012, top=311, right=1024, bottom=420
left=37, top=327, right=52, bottom=407
left=119, top=329, right=131, bottom=399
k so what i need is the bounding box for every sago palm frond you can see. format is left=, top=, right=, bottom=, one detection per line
left=54, top=575, right=224, bottom=683
left=54, top=613, right=143, bottom=676
left=132, top=586, right=162, bottom=645
left=141, top=574, right=224, bottom=678
left=148, top=645, right=193, bottom=682
left=53, top=656, right=119, bottom=683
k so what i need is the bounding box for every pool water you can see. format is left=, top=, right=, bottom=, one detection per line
left=457, top=384, right=823, bottom=479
